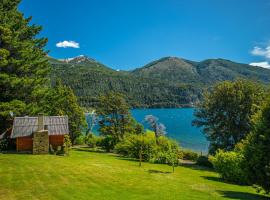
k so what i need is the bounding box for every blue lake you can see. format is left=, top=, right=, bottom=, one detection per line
left=131, top=108, right=208, bottom=153
left=89, top=108, right=208, bottom=153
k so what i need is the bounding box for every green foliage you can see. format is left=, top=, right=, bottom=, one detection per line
left=63, top=135, right=72, bottom=156
left=74, top=135, right=85, bottom=145
left=181, top=150, right=199, bottom=161
left=96, top=92, right=140, bottom=148
left=86, top=134, right=101, bottom=148
left=193, top=79, right=265, bottom=154
left=115, top=131, right=157, bottom=161
left=98, top=135, right=115, bottom=152
left=0, top=138, right=9, bottom=151
left=242, top=95, right=270, bottom=193
left=210, top=149, right=247, bottom=184
left=196, top=156, right=213, bottom=168
left=49, top=56, right=202, bottom=108
left=34, top=81, right=86, bottom=145
left=0, top=0, right=50, bottom=133
left=115, top=131, right=180, bottom=170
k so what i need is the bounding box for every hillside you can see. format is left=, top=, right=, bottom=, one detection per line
left=50, top=56, right=201, bottom=108
left=0, top=148, right=268, bottom=200
left=49, top=55, right=270, bottom=108
left=131, top=57, right=270, bottom=85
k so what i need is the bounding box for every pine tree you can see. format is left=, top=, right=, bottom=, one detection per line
left=0, top=0, right=50, bottom=132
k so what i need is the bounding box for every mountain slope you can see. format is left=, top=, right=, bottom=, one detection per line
left=50, top=56, right=201, bottom=108
left=131, top=57, right=270, bottom=85
left=49, top=55, right=270, bottom=108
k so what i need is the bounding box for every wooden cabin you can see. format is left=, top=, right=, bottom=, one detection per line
left=10, top=115, right=69, bottom=154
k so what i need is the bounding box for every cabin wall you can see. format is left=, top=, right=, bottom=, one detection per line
left=49, top=135, right=64, bottom=147
left=16, top=135, right=65, bottom=152
left=16, top=136, right=33, bottom=151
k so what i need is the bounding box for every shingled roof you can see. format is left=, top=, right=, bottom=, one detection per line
left=11, top=116, right=69, bottom=138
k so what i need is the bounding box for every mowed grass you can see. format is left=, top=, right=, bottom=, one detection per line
left=0, top=148, right=269, bottom=200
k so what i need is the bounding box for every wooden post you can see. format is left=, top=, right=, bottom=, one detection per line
left=16, top=138, right=18, bottom=152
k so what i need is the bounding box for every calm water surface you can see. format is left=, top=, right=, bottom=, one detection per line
left=131, top=108, right=208, bottom=153
left=90, top=108, right=208, bottom=153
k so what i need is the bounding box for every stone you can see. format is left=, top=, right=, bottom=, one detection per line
left=33, top=130, right=49, bottom=154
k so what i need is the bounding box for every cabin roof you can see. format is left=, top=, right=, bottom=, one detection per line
left=11, top=116, right=69, bottom=138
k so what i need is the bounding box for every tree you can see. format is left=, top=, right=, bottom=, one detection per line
left=34, top=81, right=86, bottom=145
left=193, top=80, right=265, bottom=154
left=144, top=115, right=166, bottom=138
left=0, top=0, right=50, bottom=133
left=243, top=95, right=270, bottom=193
left=96, top=92, right=139, bottom=149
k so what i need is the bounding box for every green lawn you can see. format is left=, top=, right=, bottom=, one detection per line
left=0, top=148, right=268, bottom=200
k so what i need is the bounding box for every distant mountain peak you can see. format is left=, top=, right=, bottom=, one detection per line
left=58, top=55, right=96, bottom=63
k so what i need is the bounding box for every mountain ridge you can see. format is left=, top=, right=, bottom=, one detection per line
left=49, top=55, right=270, bottom=108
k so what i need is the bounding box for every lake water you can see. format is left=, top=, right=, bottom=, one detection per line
left=131, top=108, right=208, bottom=153
left=89, top=108, right=208, bottom=153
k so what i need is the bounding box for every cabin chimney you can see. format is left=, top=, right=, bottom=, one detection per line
left=37, top=114, right=44, bottom=131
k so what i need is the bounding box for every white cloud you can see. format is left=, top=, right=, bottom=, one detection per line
left=249, top=61, right=270, bottom=69
left=251, top=45, right=270, bottom=59
left=56, top=40, right=80, bottom=48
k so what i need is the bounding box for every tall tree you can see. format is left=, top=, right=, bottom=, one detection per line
left=243, top=95, right=270, bottom=193
left=96, top=92, right=139, bottom=148
left=193, top=80, right=265, bottom=154
left=0, top=0, right=50, bottom=133
left=35, top=81, right=86, bottom=145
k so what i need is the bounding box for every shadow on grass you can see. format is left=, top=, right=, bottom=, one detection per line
left=73, top=147, right=106, bottom=153
left=148, top=169, right=172, bottom=174
left=180, top=162, right=214, bottom=172
left=0, top=150, right=32, bottom=155
left=201, top=176, right=225, bottom=183
left=217, top=190, right=269, bottom=200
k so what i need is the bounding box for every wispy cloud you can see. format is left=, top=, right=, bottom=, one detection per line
left=251, top=45, right=270, bottom=59
left=56, top=40, right=80, bottom=48
left=249, top=61, right=270, bottom=69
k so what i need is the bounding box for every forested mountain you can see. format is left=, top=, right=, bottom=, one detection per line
left=50, top=56, right=201, bottom=108
left=49, top=55, right=270, bottom=108
left=131, top=57, right=270, bottom=85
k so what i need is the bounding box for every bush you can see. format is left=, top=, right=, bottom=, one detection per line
left=86, top=134, right=98, bottom=148
left=0, top=138, right=9, bottom=151
left=210, top=149, right=247, bottom=184
left=150, top=136, right=180, bottom=164
left=196, top=156, right=213, bottom=168
left=115, top=131, right=157, bottom=161
left=181, top=150, right=199, bottom=161
left=74, top=135, right=85, bottom=145
left=63, top=135, right=72, bottom=155
left=99, top=135, right=115, bottom=152
left=115, top=131, right=181, bottom=167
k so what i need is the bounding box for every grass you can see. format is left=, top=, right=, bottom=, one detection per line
left=0, top=147, right=269, bottom=200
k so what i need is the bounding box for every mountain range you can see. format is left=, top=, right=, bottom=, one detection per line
left=49, top=55, right=270, bottom=108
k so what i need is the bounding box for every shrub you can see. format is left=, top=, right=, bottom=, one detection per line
left=86, top=134, right=98, bottom=148
left=115, top=131, right=157, bottom=161
left=0, top=138, right=9, bottom=151
left=63, top=135, right=72, bottom=155
left=181, top=150, right=199, bottom=161
left=150, top=136, right=180, bottom=164
left=99, top=135, right=115, bottom=152
left=196, top=156, right=213, bottom=168
left=210, top=149, right=247, bottom=184
left=74, top=135, right=85, bottom=145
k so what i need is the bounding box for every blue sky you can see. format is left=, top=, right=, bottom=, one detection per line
left=19, top=0, right=270, bottom=70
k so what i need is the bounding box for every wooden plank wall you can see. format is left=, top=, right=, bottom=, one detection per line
left=16, top=135, right=65, bottom=151
left=16, top=136, right=33, bottom=151
left=49, top=135, right=64, bottom=147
